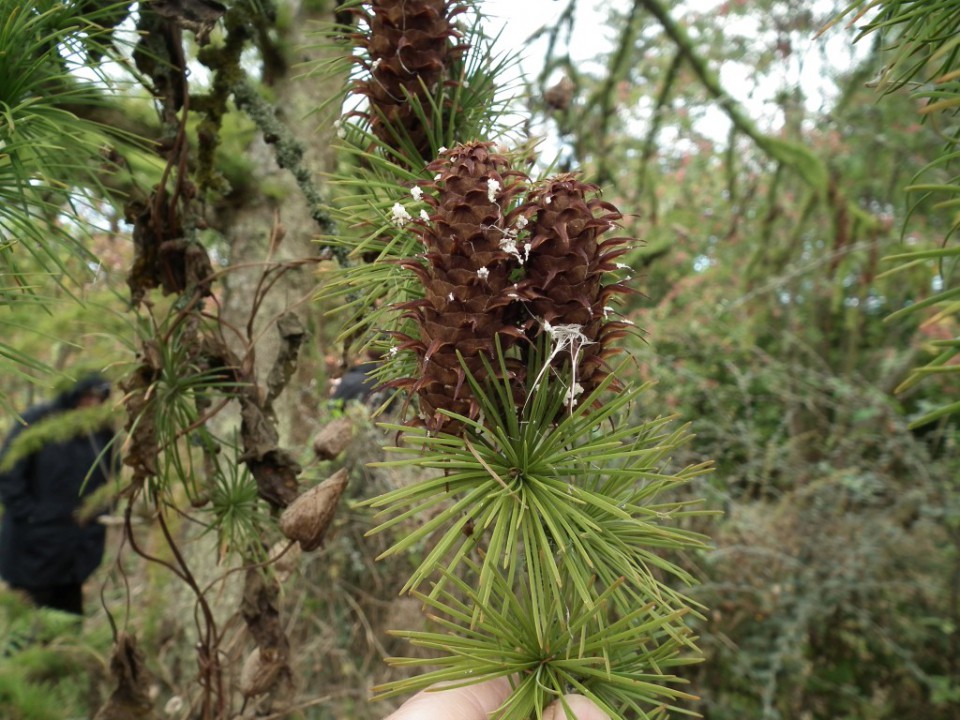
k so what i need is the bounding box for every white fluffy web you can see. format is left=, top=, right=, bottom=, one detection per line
left=527, top=320, right=594, bottom=412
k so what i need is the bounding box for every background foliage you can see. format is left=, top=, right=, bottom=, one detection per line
left=0, top=0, right=959, bottom=719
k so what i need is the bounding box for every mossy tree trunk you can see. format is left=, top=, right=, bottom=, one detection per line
left=217, top=0, right=346, bottom=447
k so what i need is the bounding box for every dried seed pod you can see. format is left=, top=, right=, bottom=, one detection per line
left=312, top=416, right=355, bottom=460
left=544, top=76, right=575, bottom=112
left=93, top=633, right=155, bottom=720
left=239, top=646, right=285, bottom=699
left=279, top=468, right=349, bottom=551
left=268, top=539, right=302, bottom=584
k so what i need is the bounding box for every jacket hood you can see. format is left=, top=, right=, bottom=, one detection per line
left=56, top=372, right=111, bottom=410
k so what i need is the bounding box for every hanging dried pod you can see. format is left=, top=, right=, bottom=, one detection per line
left=268, top=538, right=302, bottom=584
left=93, top=633, right=156, bottom=720
left=312, top=416, right=355, bottom=460
left=279, top=468, right=349, bottom=551
left=239, top=646, right=286, bottom=699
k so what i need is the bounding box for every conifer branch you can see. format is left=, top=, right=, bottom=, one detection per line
left=231, top=79, right=338, bottom=243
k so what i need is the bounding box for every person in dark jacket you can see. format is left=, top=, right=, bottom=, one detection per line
left=0, top=373, right=114, bottom=615
left=330, top=357, right=398, bottom=414
left=330, top=360, right=380, bottom=405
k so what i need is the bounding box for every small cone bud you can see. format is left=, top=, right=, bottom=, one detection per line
left=544, top=76, right=575, bottom=111
left=392, top=142, right=530, bottom=433
left=521, top=174, right=633, bottom=399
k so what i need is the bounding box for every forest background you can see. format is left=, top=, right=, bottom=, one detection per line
left=1, top=0, right=958, bottom=719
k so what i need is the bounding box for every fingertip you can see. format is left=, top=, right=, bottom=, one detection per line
left=384, top=677, right=513, bottom=720
left=542, top=694, right=611, bottom=720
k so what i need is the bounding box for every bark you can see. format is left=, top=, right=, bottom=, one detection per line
left=218, top=0, right=345, bottom=448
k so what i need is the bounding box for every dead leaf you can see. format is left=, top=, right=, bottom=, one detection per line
left=94, top=633, right=157, bottom=720
left=265, top=312, right=306, bottom=411
left=150, top=0, right=226, bottom=44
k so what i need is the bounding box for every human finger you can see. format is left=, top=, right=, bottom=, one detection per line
left=384, top=677, right=512, bottom=720
left=542, top=694, right=611, bottom=720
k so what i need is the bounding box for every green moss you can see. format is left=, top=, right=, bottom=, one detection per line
left=260, top=177, right=289, bottom=202
left=301, top=0, right=331, bottom=17
left=215, top=112, right=258, bottom=194
left=0, top=671, right=63, bottom=720
left=0, top=404, right=114, bottom=471
left=0, top=592, right=112, bottom=719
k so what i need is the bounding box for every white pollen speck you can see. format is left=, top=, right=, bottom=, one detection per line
left=477, top=267, right=490, bottom=280
left=487, top=178, right=501, bottom=203
left=515, top=215, right=529, bottom=229
left=420, top=209, right=430, bottom=222
left=499, top=236, right=523, bottom=263
left=448, top=292, right=454, bottom=301
left=411, top=186, right=423, bottom=201
left=567, top=383, right=584, bottom=406
left=165, top=696, right=185, bottom=715
left=390, top=202, right=412, bottom=226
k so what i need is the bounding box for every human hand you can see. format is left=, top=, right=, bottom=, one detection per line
left=383, top=677, right=610, bottom=720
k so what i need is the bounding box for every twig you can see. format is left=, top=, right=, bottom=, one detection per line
left=592, top=1, right=642, bottom=186
left=638, top=0, right=835, bottom=196
left=637, top=51, right=682, bottom=197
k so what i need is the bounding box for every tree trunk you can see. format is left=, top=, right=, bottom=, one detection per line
left=218, top=0, right=345, bottom=447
